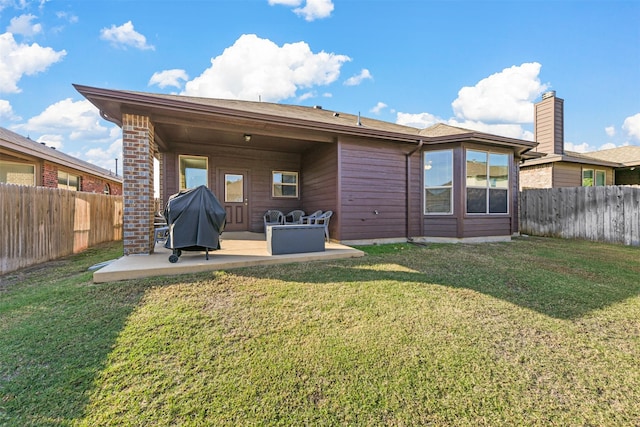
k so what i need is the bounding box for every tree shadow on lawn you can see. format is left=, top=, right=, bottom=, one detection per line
left=235, top=238, right=640, bottom=320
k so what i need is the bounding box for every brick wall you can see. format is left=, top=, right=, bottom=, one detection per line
left=122, top=113, right=155, bottom=255
left=42, top=162, right=58, bottom=187
left=520, top=164, right=553, bottom=190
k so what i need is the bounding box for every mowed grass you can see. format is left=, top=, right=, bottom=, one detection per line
left=1, top=237, right=639, bottom=426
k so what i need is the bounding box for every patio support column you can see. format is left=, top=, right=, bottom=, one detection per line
left=122, top=113, right=156, bottom=255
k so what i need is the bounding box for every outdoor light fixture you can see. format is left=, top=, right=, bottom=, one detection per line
left=244, top=134, right=252, bottom=142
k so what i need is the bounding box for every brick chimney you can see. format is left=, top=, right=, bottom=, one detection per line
left=534, top=90, right=564, bottom=154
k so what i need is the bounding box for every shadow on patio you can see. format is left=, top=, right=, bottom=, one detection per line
left=93, top=232, right=365, bottom=283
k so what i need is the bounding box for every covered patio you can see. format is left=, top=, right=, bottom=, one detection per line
left=93, top=232, right=364, bottom=283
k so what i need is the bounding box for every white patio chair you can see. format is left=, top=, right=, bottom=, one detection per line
left=284, top=209, right=305, bottom=224
left=300, top=210, right=322, bottom=224
left=263, top=209, right=284, bottom=231
left=310, top=210, right=332, bottom=241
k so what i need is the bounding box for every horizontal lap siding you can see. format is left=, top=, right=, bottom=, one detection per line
left=301, top=144, right=338, bottom=236
left=339, top=139, right=407, bottom=240
left=164, top=145, right=301, bottom=232
left=424, top=217, right=458, bottom=237
left=462, top=216, right=511, bottom=237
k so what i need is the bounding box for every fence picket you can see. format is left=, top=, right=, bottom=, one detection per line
left=519, top=185, right=640, bottom=246
left=0, top=183, right=123, bottom=275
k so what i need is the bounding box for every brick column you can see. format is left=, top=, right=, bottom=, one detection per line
left=122, top=113, right=155, bottom=255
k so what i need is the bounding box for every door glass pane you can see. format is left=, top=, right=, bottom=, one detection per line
left=225, top=174, right=243, bottom=202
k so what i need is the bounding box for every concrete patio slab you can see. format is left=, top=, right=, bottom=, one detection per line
left=93, top=232, right=365, bottom=283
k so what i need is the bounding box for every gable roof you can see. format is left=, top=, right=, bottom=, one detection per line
left=0, top=126, right=122, bottom=183
left=74, top=84, right=538, bottom=156
left=576, top=145, right=640, bottom=167
left=521, top=145, right=640, bottom=169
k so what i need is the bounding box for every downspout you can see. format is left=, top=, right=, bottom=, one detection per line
left=406, top=139, right=424, bottom=241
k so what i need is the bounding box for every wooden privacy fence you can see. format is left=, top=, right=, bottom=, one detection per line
left=0, top=184, right=123, bottom=275
left=519, top=186, right=640, bottom=246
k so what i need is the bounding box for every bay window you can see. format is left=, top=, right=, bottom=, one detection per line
left=424, top=150, right=453, bottom=214
left=466, top=150, right=509, bottom=214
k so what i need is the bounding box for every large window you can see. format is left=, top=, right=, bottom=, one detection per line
left=179, top=155, right=208, bottom=190
left=58, top=171, right=80, bottom=191
left=0, top=161, right=35, bottom=186
left=466, top=150, right=509, bottom=214
left=582, top=169, right=606, bottom=186
left=424, top=150, right=453, bottom=214
left=272, top=171, right=298, bottom=198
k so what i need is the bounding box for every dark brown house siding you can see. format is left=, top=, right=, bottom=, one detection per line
left=338, top=138, right=410, bottom=242
left=300, top=142, right=338, bottom=236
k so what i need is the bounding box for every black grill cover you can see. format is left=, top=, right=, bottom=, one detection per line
left=164, top=185, right=226, bottom=252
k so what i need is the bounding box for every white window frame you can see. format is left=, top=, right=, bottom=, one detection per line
left=423, top=149, right=454, bottom=215
left=179, top=155, right=208, bottom=190
left=582, top=168, right=606, bottom=187
left=272, top=171, right=299, bottom=198
left=465, top=149, right=510, bottom=215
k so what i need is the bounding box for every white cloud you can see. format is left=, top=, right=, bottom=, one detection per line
left=182, top=34, right=350, bottom=102
left=447, top=118, right=533, bottom=140
left=0, top=32, right=66, bottom=93
left=370, top=101, right=387, bottom=114
left=14, top=98, right=110, bottom=143
left=564, top=141, right=592, bottom=153
left=149, top=69, right=189, bottom=89
left=7, top=14, right=42, bottom=36
left=622, top=113, right=640, bottom=140
left=36, top=133, right=63, bottom=149
left=396, top=112, right=443, bottom=129
left=100, top=21, right=154, bottom=51
left=344, top=68, right=372, bottom=86
left=605, top=126, right=615, bottom=137
left=269, top=0, right=334, bottom=21
left=0, top=99, right=20, bottom=120
left=77, top=138, right=123, bottom=171
left=598, top=142, right=617, bottom=151
left=56, top=11, right=78, bottom=24
left=452, top=62, right=548, bottom=124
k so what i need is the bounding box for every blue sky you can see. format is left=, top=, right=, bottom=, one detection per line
left=1, top=0, right=639, bottom=172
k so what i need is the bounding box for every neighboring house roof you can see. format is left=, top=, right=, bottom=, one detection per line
left=0, top=126, right=122, bottom=183
left=575, top=145, right=640, bottom=167
left=521, top=146, right=640, bottom=169
left=74, top=84, right=538, bottom=157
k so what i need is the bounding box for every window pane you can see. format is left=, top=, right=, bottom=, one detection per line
left=180, top=156, right=208, bottom=189
left=425, top=188, right=452, bottom=213
left=582, top=169, right=594, bottom=187
left=424, top=150, right=453, bottom=187
left=58, top=171, right=68, bottom=188
left=595, top=170, right=605, bottom=186
left=466, top=150, right=487, bottom=187
left=489, top=153, right=509, bottom=188
left=1, top=162, right=35, bottom=185
left=225, top=174, right=243, bottom=202
left=68, top=174, right=79, bottom=191
left=272, top=171, right=298, bottom=198
left=489, top=189, right=508, bottom=213
left=467, top=188, right=487, bottom=213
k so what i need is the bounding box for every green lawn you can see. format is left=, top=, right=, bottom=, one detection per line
left=1, top=237, right=639, bottom=426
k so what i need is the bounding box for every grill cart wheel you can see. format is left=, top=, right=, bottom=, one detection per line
left=169, top=254, right=179, bottom=263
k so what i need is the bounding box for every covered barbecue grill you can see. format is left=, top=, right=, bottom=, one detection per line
left=163, top=185, right=226, bottom=263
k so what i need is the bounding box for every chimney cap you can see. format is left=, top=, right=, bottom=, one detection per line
left=541, top=90, right=556, bottom=100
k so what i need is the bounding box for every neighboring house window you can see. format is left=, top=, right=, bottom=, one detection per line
left=466, top=150, right=509, bottom=214
left=179, top=155, right=208, bottom=189
left=58, top=171, right=80, bottom=191
left=424, top=150, right=453, bottom=214
left=0, top=161, right=35, bottom=186
left=272, top=171, right=298, bottom=198
left=104, top=183, right=111, bottom=195
left=582, top=169, right=606, bottom=186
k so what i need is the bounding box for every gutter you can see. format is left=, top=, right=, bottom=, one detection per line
left=406, top=139, right=424, bottom=241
